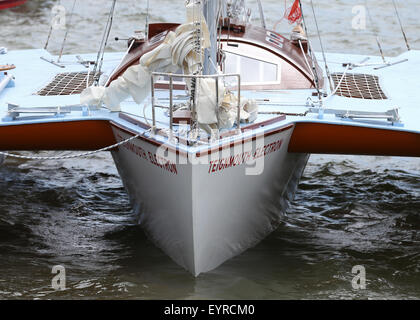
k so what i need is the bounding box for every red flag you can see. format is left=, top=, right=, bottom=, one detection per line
left=0, top=0, right=27, bottom=10
left=285, top=0, right=302, bottom=24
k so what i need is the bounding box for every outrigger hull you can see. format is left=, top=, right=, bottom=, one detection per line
left=110, top=122, right=308, bottom=275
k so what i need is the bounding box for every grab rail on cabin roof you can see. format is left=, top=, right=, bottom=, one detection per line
left=150, top=72, right=241, bottom=134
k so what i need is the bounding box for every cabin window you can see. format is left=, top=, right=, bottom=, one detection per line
left=222, top=43, right=281, bottom=86
left=224, top=52, right=278, bottom=83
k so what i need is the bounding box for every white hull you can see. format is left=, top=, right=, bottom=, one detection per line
left=111, top=123, right=309, bottom=275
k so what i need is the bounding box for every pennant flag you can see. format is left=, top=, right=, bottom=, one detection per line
left=285, top=0, right=302, bottom=24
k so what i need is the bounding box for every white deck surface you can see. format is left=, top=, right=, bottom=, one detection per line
left=0, top=48, right=419, bottom=153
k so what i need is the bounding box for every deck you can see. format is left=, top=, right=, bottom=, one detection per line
left=0, top=48, right=419, bottom=156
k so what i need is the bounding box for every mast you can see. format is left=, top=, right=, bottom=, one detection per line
left=203, top=0, right=219, bottom=75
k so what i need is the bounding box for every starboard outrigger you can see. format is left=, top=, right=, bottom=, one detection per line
left=0, top=0, right=419, bottom=275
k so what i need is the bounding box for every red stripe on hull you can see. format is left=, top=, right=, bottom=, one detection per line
left=289, top=123, right=420, bottom=157
left=0, top=120, right=116, bottom=151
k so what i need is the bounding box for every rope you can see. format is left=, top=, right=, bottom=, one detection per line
left=273, top=0, right=287, bottom=32
left=298, top=39, right=316, bottom=81
left=259, top=111, right=308, bottom=117
left=0, top=130, right=149, bottom=161
left=104, top=38, right=135, bottom=87
left=329, top=65, right=350, bottom=96
left=320, top=64, right=351, bottom=102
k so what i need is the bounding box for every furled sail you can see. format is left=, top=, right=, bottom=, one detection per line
left=81, top=1, right=256, bottom=129
left=80, top=3, right=210, bottom=112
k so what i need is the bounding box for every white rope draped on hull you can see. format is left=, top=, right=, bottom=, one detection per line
left=0, top=131, right=148, bottom=160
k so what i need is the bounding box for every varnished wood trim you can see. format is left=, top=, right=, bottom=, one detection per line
left=221, top=38, right=315, bottom=86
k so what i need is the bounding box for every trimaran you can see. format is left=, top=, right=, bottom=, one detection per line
left=0, top=0, right=419, bottom=276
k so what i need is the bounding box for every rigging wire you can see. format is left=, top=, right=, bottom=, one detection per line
left=58, top=0, right=77, bottom=62
left=256, top=0, right=266, bottom=29
left=365, top=0, right=386, bottom=63
left=145, top=0, right=150, bottom=40
left=391, top=0, right=410, bottom=51
left=298, top=0, right=322, bottom=99
left=216, top=0, right=223, bottom=59
left=93, top=0, right=117, bottom=83
left=309, top=0, right=333, bottom=93
left=44, top=0, right=62, bottom=50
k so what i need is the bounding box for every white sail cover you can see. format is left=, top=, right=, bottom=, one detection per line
left=81, top=2, right=257, bottom=128
left=81, top=3, right=209, bottom=111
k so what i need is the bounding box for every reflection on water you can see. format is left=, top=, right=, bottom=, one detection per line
left=0, top=0, right=419, bottom=299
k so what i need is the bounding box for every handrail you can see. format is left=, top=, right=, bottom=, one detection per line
left=150, top=72, right=241, bottom=134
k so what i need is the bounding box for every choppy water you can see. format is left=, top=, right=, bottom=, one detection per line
left=0, top=0, right=419, bottom=299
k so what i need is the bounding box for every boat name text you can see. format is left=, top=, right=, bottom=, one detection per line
left=208, top=139, right=283, bottom=173
left=117, top=133, right=178, bottom=175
